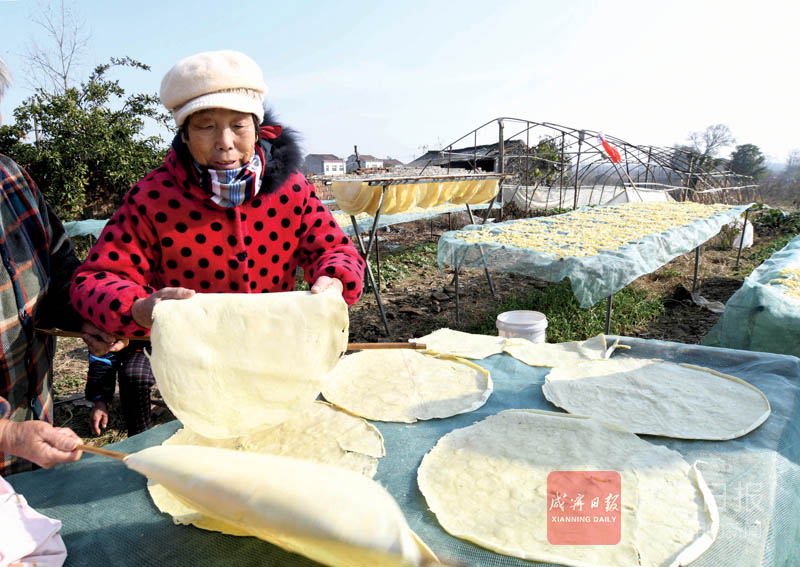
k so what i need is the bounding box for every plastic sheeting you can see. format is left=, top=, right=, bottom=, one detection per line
left=504, top=184, right=676, bottom=211
left=438, top=203, right=750, bottom=308
left=704, top=233, right=800, bottom=356
left=6, top=337, right=800, bottom=566
left=63, top=219, right=108, bottom=239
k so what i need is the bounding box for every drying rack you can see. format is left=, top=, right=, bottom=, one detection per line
left=343, top=173, right=510, bottom=335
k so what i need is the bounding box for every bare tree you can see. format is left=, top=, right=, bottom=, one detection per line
left=23, top=0, right=91, bottom=93
left=687, top=124, right=736, bottom=158
left=786, top=149, right=800, bottom=171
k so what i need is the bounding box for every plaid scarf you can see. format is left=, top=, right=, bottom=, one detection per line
left=194, top=145, right=265, bottom=208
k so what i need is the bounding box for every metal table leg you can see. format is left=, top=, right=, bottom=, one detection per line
left=736, top=208, right=752, bottom=269
left=349, top=189, right=390, bottom=335
left=465, top=203, right=496, bottom=298
left=692, top=245, right=701, bottom=295
left=454, top=250, right=461, bottom=325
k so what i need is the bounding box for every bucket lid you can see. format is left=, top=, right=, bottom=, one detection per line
left=496, top=310, right=548, bottom=330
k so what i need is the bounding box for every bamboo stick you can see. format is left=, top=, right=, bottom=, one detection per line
left=78, top=444, right=129, bottom=461
left=36, top=328, right=425, bottom=351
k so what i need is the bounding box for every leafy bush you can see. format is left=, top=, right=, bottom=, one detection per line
left=0, top=57, right=168, bottom=220
left=753, top=208, right=800, bottom=236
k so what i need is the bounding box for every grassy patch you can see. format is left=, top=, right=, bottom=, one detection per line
left=468, top=280, right=664, bottom=342
left=54, top=374, right=84, bottom=397
left=748, top=233, right=795, bottom=267
left=369, top=242, right=437, bottom=287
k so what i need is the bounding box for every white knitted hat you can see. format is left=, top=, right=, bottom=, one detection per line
left=160, top=50, right=268, bottom=127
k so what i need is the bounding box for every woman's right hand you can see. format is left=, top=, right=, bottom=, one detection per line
left=131, top=287, right=195, bottom=328
left=0, top=419, right=83, bottom=468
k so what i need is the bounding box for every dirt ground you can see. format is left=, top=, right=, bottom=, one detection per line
left=52, top=208, right=765, bottom=443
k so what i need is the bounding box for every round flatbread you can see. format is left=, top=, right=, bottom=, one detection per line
left=417, top=409, right=719, bottom=566
left=411, top=328, right=505, bottom=360
left=149, top=291, right=349, bottom=439
left=321, top=350, right=492, bottom=423
left=157, top=402, right=384, bottom=477
left=543, top=358, right=771, bottom=439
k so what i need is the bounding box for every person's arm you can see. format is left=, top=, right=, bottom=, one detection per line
left=69, top=193, right=162, bottom=337
left=13, top=165, right=83, bottom=332
left=293, top=174, right=365, bottom=306
left=86, top=353, right=117, bottom=435
left=0, top=418, right=82, bottom=468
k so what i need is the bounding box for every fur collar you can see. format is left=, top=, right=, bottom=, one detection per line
left=258, top=108, right=303, bottom=195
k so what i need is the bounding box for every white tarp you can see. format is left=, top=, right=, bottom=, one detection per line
left=503, top=184, right=675, bottom=210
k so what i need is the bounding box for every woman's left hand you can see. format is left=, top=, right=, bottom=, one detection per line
left=311, top=276, right=343, bottom=296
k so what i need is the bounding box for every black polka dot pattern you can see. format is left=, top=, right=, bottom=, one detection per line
left=69, top=167, right=364, bottom=337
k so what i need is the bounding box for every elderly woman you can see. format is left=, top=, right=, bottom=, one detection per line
left=70, top=51, right=365, bottom=433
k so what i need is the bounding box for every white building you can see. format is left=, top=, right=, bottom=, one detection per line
left=303, top=154, right=346, bottom=176
left=346, top=154, right=384, bottom=172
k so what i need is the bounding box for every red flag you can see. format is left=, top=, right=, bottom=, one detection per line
left=597, top=133, right=622, bottom=163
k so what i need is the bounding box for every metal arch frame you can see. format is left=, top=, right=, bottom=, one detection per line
left=433, top=117, right=758, bottom=207
left=438, top=117, right=759, bottom=332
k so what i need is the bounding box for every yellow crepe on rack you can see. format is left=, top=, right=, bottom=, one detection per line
left=467, top=179, right=500, bottom=204
left=416, top=182, right=442, bottom=209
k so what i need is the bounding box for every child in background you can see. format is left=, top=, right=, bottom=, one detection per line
left=86, top=345, right=155, bottom=437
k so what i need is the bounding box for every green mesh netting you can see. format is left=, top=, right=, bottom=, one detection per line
left=704, top=233, right=800, bottom=357
left=332, top=202, right=498, bottom=236
left=437, top=204, right=750, bottom=308
left=7, top=337, right=799, bottom=566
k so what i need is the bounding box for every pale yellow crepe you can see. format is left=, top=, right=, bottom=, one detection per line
left=543, top=358, right=771, bottom=439
left=446, top=179, right=481, bottom=205
left=148, top=291, right=348, bottom=439
left=503, top=334, right=615, bottom=367
left=416, top=182, right=442, bottom=209
left=390, top=184, right=420, bottom=213
left=148, top=402, right=387, bottom=539
left=157, top=402, right=384, bottom=477
left=322, top=350, right=492, bottom=423
left=434, top=181, right=459, bottom=206
left=417, top=409, right=719, bottom=566
left=411, top=328, right=505, bottom=359
left=378, top=185, right=400, bottom=214
left=467, top=179, right=500, bottom=204
left=128, top=446, right=436, bottom=567
left=332, top=181, right=372, bottom=215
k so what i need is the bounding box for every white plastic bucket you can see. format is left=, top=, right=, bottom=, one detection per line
left=496, top=310, right=548, bottom=343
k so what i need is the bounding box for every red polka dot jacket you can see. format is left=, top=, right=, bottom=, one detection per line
left=70, top=115, right=365, bottom=337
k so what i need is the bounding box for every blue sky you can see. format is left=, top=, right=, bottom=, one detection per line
left=1, top=0, right=799, bottom=165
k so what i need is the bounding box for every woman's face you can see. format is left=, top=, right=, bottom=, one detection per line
left=184, top=108, right=257, bottom=169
